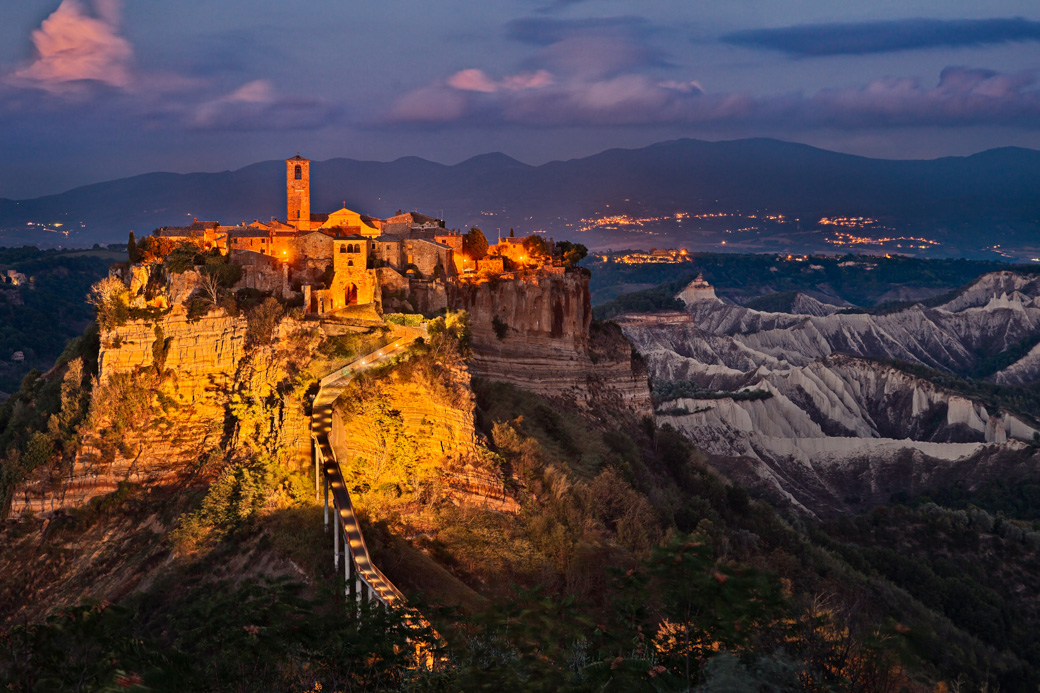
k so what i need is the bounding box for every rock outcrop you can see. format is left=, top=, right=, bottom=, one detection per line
left=330, top=371, right=518, bottom=513
left=9, top=308, right=317, bottom=517
left=619, top=270, right=1040, bottom=516
left=451, top=270, right=652, bottom=415
left=670, top=271, right=1040, bottom=376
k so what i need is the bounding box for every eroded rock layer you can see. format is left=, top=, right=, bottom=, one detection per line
left=10, top=310, right=315, bottom=517
left=452, top=271, right=652, bottom=415
left=621, top=270, right=1040, bottom=516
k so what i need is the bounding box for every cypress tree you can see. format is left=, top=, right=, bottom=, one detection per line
left=127, top=230, right=138, bottom=263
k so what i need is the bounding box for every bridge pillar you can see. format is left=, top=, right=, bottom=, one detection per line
left=344, top=547, right=350, bottom=600
left=333, top=507, right=340, bottom=570
left=348, top=551, right=358, bottom=604
left=323, top=474, right=329, bottom=532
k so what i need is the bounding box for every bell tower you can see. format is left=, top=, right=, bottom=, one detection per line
left=286, top=155, right=310, bottom=229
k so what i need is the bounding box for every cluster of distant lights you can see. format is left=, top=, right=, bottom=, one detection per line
left=24, top=221, right=70, bottom=237
left=825, top=231, right=940, bottom=250
left=577, top=213, right=680, bottom=232
left=607, top=249, right=691, bottom=264
left=818, top=216, right=878, bottom=227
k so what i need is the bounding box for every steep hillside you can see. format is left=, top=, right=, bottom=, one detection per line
left=620, top=270, right=1040, bottom=515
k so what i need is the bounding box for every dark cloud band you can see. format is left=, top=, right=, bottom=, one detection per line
left=723, top=17, right=1040, bottom=56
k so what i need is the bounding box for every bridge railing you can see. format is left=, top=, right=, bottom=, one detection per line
left=318, top=324, right=427, bottom=389
left=316, top=436, right=405, bottom=607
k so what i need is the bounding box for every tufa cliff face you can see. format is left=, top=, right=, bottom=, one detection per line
left=450, top=271, right=651, bottom=414
left=9, top=308, right=317, bottom=517
left=330, top=364, right=519, bottom=513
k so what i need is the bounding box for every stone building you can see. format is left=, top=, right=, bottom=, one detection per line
left=151, top=154, right=544, bottom=318
left=156, top=220, right=224, bottom=250
left=286, top=155, right=312, bottom=230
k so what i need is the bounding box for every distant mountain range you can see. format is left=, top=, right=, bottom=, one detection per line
left=2, top=138, right=1039, bottom=257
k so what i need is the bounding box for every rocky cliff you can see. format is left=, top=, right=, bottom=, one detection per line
left=330, top=362, right=518, bottom=513
left=621, top=270, right=1040, bottom=516
left=676, top=271, right=1040, bottom=376
left=451, top=270, right=651, bottom=415
left=9, top=307, right=317, bottom=517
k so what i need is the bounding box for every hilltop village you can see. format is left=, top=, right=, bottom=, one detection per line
left=147, top=155, right=580, bottom=316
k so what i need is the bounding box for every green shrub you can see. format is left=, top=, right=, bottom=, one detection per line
left=170, top=458, right=277, bottom=552
left=383, top=313, right=423, bottom=327
left=164, top=244, right=199, bottom=274
left=151, top=324, right=170, bottom=372
left=186, top=297, right=211, bottom=323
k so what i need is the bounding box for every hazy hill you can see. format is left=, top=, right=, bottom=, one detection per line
left=2, top=138, right=1039, bottom=252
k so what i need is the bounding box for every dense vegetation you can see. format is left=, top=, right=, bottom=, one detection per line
left=0, top=247, right=116, bottom=394
left=652, top=380, right=773, bottom=406
left=0, top=330, right=98, bottom=516
left=812, top=502, right=1040, bottom=689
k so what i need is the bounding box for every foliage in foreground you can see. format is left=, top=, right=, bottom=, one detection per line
left=0, top=531, right=916, bottom=693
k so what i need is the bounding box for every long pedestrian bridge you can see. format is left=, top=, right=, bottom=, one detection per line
left=310, top=325, right=426, bottom=608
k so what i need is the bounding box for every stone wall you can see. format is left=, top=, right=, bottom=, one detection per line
left=291, top=230, right=334, bottom=267
left=370, top=238, right=403, bottom=269
left=403, top=239, right=452, bottom=278
left=409, top=279, right=448, bottom=314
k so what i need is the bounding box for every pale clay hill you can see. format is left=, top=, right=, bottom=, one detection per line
left=620, top=271, right=1040, bottom=515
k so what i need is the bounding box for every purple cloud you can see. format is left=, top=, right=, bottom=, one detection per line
left=186, top=80, right=339, bottom=131
left=7, top=0, right=133, bottom=95
left=386, top=66, right=1040, bottom=130
left=507, top=16, right=651, bottom=45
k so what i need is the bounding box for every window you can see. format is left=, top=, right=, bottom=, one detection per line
left=294, top=164, right=302, bottom=180
left=339, top=246, right=346, bottom=253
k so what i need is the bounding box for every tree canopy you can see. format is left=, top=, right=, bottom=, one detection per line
left=463, top=227, right=489, bottom=261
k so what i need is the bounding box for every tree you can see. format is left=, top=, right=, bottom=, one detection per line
left=463, top=228, right=489, bottom=261
left=88, top=276, right=129, bottom=329
left=127, top=231, right=138, bottom=264
left=555, top=241, right=587, bottom=267
left=197, top=272, right=222, bottom=306
left=521, top=234, right=552, bottom=261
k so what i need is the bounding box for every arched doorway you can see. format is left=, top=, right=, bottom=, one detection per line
left=345, top=283, right=358, bottom=306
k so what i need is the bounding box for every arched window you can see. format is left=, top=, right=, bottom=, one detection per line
left=347, top=260, right=354, bottom=267
left=339, top=245, right=347, bottom=253
left=294, top=164, right=302, bottom=180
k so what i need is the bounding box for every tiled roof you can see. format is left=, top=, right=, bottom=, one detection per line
left=230, top=227, right=271, bottom=238
left=380, top=223, right=412, bottom=236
